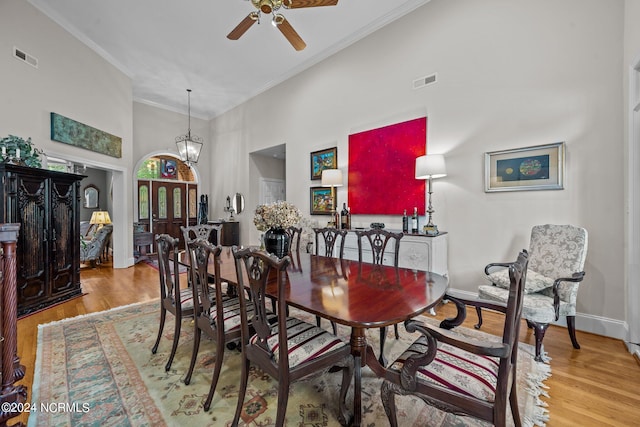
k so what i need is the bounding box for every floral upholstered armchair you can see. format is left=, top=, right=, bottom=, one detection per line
left=80, top=224, right=113, bottom=267
left=477, top=224, right=588, bottom=361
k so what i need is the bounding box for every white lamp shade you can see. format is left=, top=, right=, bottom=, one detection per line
left=321, top=169, right=343, bottom=187
left=415, top=154, right=447, bottom=179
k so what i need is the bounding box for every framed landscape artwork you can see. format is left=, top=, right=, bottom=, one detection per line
left=310, top=147, right=337, bottom=180
left=485, top=142, right=565, bottom=192
left=310, top=187, right=336, bottom=215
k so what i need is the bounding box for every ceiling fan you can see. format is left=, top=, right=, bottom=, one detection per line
left=227, top=0, right=339, bottom=51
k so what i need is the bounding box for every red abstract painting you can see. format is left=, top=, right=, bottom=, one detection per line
left=348, top=117, right=426, bottom=215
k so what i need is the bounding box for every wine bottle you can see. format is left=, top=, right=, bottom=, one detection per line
left=411, top=207, right=419, bottom=233
left=341, top=203, right=349, bottom=230
left=402, top=209, right=408, bottom=233
left=346, top=206, right=352, bottom=230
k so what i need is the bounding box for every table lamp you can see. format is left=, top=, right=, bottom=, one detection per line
left=90, top=211, right=112, bottom=232
left=415, top=154, right=447, bottom=236
left=321, top=169, right=343, bottom=228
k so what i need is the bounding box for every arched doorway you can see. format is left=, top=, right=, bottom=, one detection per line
left=135, top=153, right=200, bottom=250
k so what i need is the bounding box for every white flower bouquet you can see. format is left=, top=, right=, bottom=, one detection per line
left=253, top=201, right=302, bottom=231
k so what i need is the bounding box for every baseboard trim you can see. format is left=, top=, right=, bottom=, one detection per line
left=447, top=288, right=629, bottom=341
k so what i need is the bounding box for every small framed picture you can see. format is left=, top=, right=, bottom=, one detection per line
left=310, top=187, right=336, bottom=215
left=310, top=147, right=337, bottom=180
left=485, top=142, right=565, bottom=192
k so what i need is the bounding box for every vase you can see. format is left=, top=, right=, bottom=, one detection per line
left=263, top=228, right=290, bottom=258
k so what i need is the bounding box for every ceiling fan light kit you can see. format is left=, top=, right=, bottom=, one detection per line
left=227, top=0, right=339, bottom=51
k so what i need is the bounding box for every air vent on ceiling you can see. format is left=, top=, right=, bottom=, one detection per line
left=13, top=46, right=38, bottom=68
left=413, top=73, right=437, bottom=89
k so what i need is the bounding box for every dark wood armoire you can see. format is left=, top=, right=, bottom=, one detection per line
left=0, top=164, right=84, bottom=317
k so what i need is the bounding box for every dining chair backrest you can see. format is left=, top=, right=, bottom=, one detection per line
left=187, top=239, right=223, bottom=322
left=355, top=229, right=403, bottom=267
left=286, top=226, right=302, bottom=252
left=181, top=223, right=222, bottom=247
left=156, top=233, right=181, bottom=306
left=314, top=227, right=348, bottom=258
left=233, top=247, right=291, bottom=364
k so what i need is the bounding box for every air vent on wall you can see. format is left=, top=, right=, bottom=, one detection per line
left=413, top=73, right=437, bottom=89
left=13, top=46, right=38, bottom=68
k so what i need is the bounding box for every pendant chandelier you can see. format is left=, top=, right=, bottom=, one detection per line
left=175, top=89, right=203, bottom=166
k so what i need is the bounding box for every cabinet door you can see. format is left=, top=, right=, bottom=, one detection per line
left=50, top=178, right=78, bottom=296
left=14, top=172, right=49, bottom=306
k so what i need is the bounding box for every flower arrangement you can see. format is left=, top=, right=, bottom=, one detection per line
left=253, top=201, right=302, bottom=231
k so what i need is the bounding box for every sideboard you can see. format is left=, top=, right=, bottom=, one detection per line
left=207, top=220, right=240, bottom=246
left=318, top=230, right=448, bottom=277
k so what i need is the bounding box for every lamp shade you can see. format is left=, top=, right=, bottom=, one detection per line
left=415, top=154, right=447, bottom=179
left=90, top=211, right=112, bottom=225
left=321, top=169, right=343, bottom=187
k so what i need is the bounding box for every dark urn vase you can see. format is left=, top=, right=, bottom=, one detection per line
left=264, top=228, right=290, bottom=258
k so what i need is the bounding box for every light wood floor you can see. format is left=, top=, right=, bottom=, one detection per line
left=15, top=259, right=640, bottom=426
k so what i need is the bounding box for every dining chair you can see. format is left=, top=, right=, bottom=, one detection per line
left=286, top=226, right=302, bottom=252
left=381, top=250, right=529, bottom=427
left=477, top=224, right=588, bottom=361
left=182, top=239, right=243, bottom=411
left=312, top=227, right=348, bottom=334
left=314, top=227, right=348, bottom=258
left=151, top=234, right=195, bottom=371
left=231, top=247, right=353, bottom=427
left=355, top=228, right=403, bottom=365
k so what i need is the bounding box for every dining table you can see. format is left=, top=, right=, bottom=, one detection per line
left=212, top=247, right=449, bottom=427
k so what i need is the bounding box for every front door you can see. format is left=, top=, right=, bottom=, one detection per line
left=152, top=181, right=187, bottom=248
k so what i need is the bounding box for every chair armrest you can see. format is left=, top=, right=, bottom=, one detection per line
left=551, top=271, right=586, bottom=319
left=399, top=319, right=509, bottom=391
left=439, top=292, right=508, bottom=329
left=484, top=262, right=511, bottom=275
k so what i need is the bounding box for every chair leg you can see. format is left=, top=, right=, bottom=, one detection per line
left=151, top=306, right=166, bottom=354
left=393, top=324, right=399, bottom=339
left=232, top=357, right=250, bottom=427
left=203, top=342, right=225, bottom=411
left=165, top=313, right=182, bottom=371
left=529, top=321, right=549, bottom=362
left=331, top=321, right=337, bottom=335
left=380, top=381, right=399, bottom=427
left=316, top=315, right=322, bottom=327
left=275, top=377, right=290, bottom=427
left=378, top=327, right=388, bottom=367
left=184, top=325, right=201, bottom=385
left=475, top=306, right=483, bottom=329
left=509, top=372, right=523, bottom=427
left=337, top=361, right=353, bottom=426
left=567, top=315, right=581, bottom=349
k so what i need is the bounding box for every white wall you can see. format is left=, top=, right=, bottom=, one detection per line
left=0, top=0, right=134, bottom=267
left=210, top=0, right=627, bottom=337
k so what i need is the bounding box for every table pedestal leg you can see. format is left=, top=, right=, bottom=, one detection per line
left=349, top=327, right=367, bottom=427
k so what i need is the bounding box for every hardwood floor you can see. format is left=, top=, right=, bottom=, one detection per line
left=15, top=259, right=640, bottom=426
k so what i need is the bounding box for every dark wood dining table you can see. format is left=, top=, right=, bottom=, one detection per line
left=213, top=247, right=449, bottom=426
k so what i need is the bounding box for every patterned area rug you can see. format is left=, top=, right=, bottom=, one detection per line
left=29, top=301, right=550, bottom=426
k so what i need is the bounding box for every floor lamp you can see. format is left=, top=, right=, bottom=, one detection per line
left=415, top=154, right=447, bottom=236
left=321, top=169, right=343, bottom=228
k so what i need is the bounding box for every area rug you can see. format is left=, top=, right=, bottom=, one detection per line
left=29, top=301, right=550, bottom=427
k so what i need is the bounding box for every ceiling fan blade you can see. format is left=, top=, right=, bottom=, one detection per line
left=227, top=13, right=258, bottom=40
left=276, top=17, right=306, bottom=51
left=284, top=0, right=338, bottom=8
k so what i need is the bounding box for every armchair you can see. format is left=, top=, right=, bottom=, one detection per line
left=80, top=224, right=113, bottom=267
left=381, top=250, right=529, bottom=427
left=477, top=224, right=588, bottom=361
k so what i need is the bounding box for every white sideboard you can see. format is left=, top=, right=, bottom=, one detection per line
left=317, top=230, right=448, bottom=277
